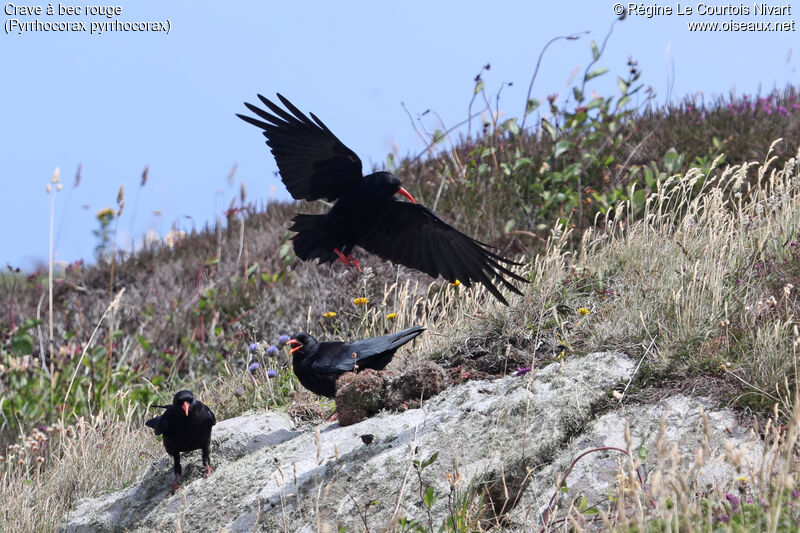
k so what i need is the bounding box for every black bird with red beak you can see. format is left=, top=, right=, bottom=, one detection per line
left=145, top=390, right=216, bottom=493
left=287, top=326, right=425, bottom=398
left=237, top=94, right=527, bottom=305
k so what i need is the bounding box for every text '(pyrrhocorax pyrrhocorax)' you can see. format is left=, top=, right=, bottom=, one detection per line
left=145, top=390, right=216, bottom=493
left=237, top=94, right=527, bottom=305
left=287, top=326, right=425, bottom=398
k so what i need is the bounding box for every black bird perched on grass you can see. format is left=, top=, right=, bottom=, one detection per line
left=237, top=94, right=527, bottom=305
left=287, top=326, right=425, bottom=398
left=145, top=390, right=216, bottom=493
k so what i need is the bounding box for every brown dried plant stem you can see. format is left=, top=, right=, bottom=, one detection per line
left=46, top=171, right=60, bottom=385
left=61, top=288, right=125, bottom=427
left=538, top=446, right=655, bottom=533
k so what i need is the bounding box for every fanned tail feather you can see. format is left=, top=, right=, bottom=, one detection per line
left=289, top=214, right=337, bottom=264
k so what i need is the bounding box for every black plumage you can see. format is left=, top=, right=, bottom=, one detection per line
left=145, top=390, right=216, bottom=492
left=287, top=326, right=425, bottom=398
left=237, top=94, right=527, bottom=305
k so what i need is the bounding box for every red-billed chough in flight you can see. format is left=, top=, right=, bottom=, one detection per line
left=287, top=326, right=425, bottom=398
left=145, top=390, right=216, bottom=493
left=237, top=94, right=527, bottom=305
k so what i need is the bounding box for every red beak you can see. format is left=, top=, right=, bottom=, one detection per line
left=396, top=187, right=416, bottom=204
left=182, top=401, right=190, bottom=417
left=288, top=339, right=302, bottom=354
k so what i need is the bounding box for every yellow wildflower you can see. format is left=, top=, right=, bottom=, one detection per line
left=353, top=297, right=369, bottom=306
left=557, top=350, right=566, bottom=360
left=96, top=207, right=115, bottom=220
left=323, top=311, right=337, bottom=318
left=386, top=313, right=397, bottom=320
left=450, top=280, right=461, bottom=286
left=577, top=307, right=590, bottom=316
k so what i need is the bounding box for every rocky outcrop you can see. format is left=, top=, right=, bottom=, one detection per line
left=60, top=352, right=762, bottom=532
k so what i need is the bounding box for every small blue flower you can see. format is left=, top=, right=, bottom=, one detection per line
left=249, top=343, right=259, bottom=352
left=267, top=369, right=278, bottom=378
left=248, top=362, right=260, bottom=373
left=278, top=335, right=290, bottom=345
left=267, top=345, right=278, bottom=356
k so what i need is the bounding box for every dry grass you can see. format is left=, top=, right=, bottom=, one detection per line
left=0, top=394, right=159, bottom=532
left=3, top=142, right=800, bottom=530
left=542, top=397, right=800, bottom=532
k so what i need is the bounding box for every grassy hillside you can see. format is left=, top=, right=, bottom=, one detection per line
left=2, top=61, right=800, bottom=529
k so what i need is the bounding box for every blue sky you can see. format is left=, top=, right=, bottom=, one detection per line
left=2, top=1, right=797, bottom=270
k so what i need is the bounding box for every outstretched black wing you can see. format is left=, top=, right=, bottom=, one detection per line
left=358, top=203, right=527, bottom=305
left=237, top=94, right=363, bottom=202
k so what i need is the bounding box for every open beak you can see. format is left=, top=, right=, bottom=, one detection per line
left=287, top=339, right=302, bottom=354
left=182, top=401, right=190, bottom=417
left=396, top=187, right=416, bottom=204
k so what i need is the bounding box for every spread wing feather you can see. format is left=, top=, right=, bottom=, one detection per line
left=358, top=203, right=526, bottom=305
left=237, top=94, right=363, bottom=201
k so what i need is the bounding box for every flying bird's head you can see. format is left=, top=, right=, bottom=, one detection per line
left=287, top=332, right=318, bottom=360
left=172, top=390, right=195, bottom=416
left=368, top=172, right=416, bottom=203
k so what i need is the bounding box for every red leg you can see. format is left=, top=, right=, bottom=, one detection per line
left=333, top=249, right=362, bottom=272
left=205, top=465, right=213, bottom=477
left=347, top=255, right=362, bottom=272
left=333, top=248, right=351, bottom=267
left=171, top=474, right=180, bottom=494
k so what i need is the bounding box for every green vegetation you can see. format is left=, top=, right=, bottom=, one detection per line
left=2, top=32, right=800, bottom=531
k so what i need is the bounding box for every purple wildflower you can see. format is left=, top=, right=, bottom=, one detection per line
left=249, top=343, right=259, bottom=352
left=278, top=335, right=290, bottom=345
left=792, top=490, right=800, bottom=500
left=726, top=493, right=739, bottom=511
left=248, top=361, right=260, bottom=373
left=267, top=345, right=278, bottom=356
left=267, top=369, right=278, bottom=378
left=515, top=366, right=531, bottom=376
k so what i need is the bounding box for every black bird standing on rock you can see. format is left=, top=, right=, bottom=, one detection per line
left=287, top=326, right=425, bottom=398
left=145, top=390, right=216, bottom=493
left=237, top=94, right=528, bottom=305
